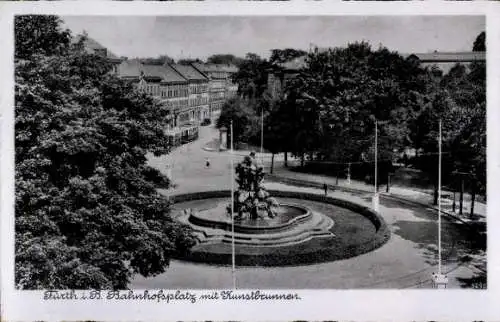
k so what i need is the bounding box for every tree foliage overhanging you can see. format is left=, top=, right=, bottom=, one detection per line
left=15, top=15, right=196, bottom=290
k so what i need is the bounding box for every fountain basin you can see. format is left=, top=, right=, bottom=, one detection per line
left=177, top=200, right=334, bottom=247
left=171, top=190, right=390, bottom=266
left=188, top=203, right=313, bottom=234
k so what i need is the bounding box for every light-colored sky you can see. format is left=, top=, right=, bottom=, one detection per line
left=62, top=16, right=485, bottom=60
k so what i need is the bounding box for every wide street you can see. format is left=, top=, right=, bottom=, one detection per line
left=130, top=125, right=486, bottom=289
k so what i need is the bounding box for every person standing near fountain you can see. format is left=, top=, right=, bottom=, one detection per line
left=323, top=183, right=328, bottom=196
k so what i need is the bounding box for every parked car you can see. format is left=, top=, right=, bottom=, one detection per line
left=201, top=118, right=211, bottom=126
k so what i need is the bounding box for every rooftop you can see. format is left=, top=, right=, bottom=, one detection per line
left=193, top=63, right=239, bottom=74
left=403, top=51, right=486, bottom=62
left=170, top=64, right=208, bottom=81
left=73, top=34, right=120, bottom=61
left=117, top=60, right=187, bottom=83
left=279, top=56, right=308, bottom=71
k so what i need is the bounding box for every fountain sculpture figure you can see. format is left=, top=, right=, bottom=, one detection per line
left=227, top=152, right=280, bottom=220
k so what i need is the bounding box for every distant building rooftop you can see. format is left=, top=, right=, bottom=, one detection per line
left=170, top=64, right=208, bottom=81
left=117, top=60, right=187, bottom=83
left=73, top=35, right=121, bottom=62
left=193, top=63, right=239, bottom=74
left=403, top=51, right=486, bottom=63
left=278, top=56, right=308, bottom=71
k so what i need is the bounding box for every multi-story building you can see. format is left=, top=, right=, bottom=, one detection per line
left=224, top=65, right=239, bottom=99
left=192, top=63, right=239, bottom=119
left=267, top=56, right=306, bottom=100
left=170, top=64, right=210, bottom=123
left=117, top=59, right=189, bottom=129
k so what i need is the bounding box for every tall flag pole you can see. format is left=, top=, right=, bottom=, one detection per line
left=372, top=119, right=379, bottom=212
left=432, top=119, right=448, bottom=288
left=438, top=119, right=442, bottom=275
left=230, top=120, right=236, bottom=289
left=375, top=119, right=378, bottom=194
left=261, top=107, right=264, bottom=165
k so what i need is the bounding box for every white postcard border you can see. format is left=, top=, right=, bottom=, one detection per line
left=1, top=1, right=499, bottom=321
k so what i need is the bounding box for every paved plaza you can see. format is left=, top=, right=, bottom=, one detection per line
left=130, top=125, right=486, bottom=289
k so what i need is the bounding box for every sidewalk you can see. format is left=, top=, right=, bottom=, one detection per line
left=269, top=165, right=486, bottom=227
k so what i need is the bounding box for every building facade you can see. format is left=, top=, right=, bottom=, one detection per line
left=192, top=63, right=239, bottom=119
left=170, top=64, right=210, bottom=124
left=267, top=56, right=306, bottom=100
left=117, top=60, right=190, bottom=129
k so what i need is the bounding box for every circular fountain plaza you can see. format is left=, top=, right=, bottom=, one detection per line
left=169, top=152, right=390, bottom=267
left=131, top=126, right=485, bottom=289
left=173, top=191, right=390, bottom=266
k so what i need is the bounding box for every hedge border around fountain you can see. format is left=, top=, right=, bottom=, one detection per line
left=171, top=190, right=391, bottom=267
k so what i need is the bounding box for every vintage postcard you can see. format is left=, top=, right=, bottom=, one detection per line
left=1, top=1, right=499, bottom=321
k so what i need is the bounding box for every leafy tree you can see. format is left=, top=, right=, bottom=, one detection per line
left=216, top=97, right=257, bottom=146
left=280, top=43, right=426, bottom=174
left=264, top=98, right=297, bottom=172
left=412, top=33, right=486, bottom=209
left=473, top=31, right=486, bottom=52
left=139, top=55, right=175, bottom=65
left=15, top=15, right=195, bottom=289
left=207, top=54, right=244, bottom=66
left=177, top=58, right=202, bottom=65
left=232, top=53, right=272, bottom=99
left=269, top=48, right=307, bottom=64
left=15, top=15, right=71, bottom=60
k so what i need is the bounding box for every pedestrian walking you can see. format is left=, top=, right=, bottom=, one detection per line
left=205, top=157, right=210, bottom=168
left=323, top=183, right=328, bottom=196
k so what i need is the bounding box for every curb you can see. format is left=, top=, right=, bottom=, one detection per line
left=202, top=146, right=220, bottom=152
left=380, top=193, right=486, bottom=233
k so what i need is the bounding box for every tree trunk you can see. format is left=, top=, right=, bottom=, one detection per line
left=433, top=183, right=438, bottom=206
left=301, top=153, right=305, bottom=167
left=459, top=177, right=464, bottom=215
left=284, top=152, right=288, bottom=167
left=309, top=151, right=313, bottom=161
left=270, top=153, right=275, bottom=174
left=470, top=189, right=476, bottom=217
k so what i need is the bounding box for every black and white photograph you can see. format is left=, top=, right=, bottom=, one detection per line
left=1, top=2, right=499, bottom=321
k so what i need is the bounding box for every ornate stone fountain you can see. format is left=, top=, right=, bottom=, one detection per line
left=227, top=152, right=280, bottom=221
left=170, top=153, right=390, bottom=264
left=173, top=152, right=335, bottom=247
